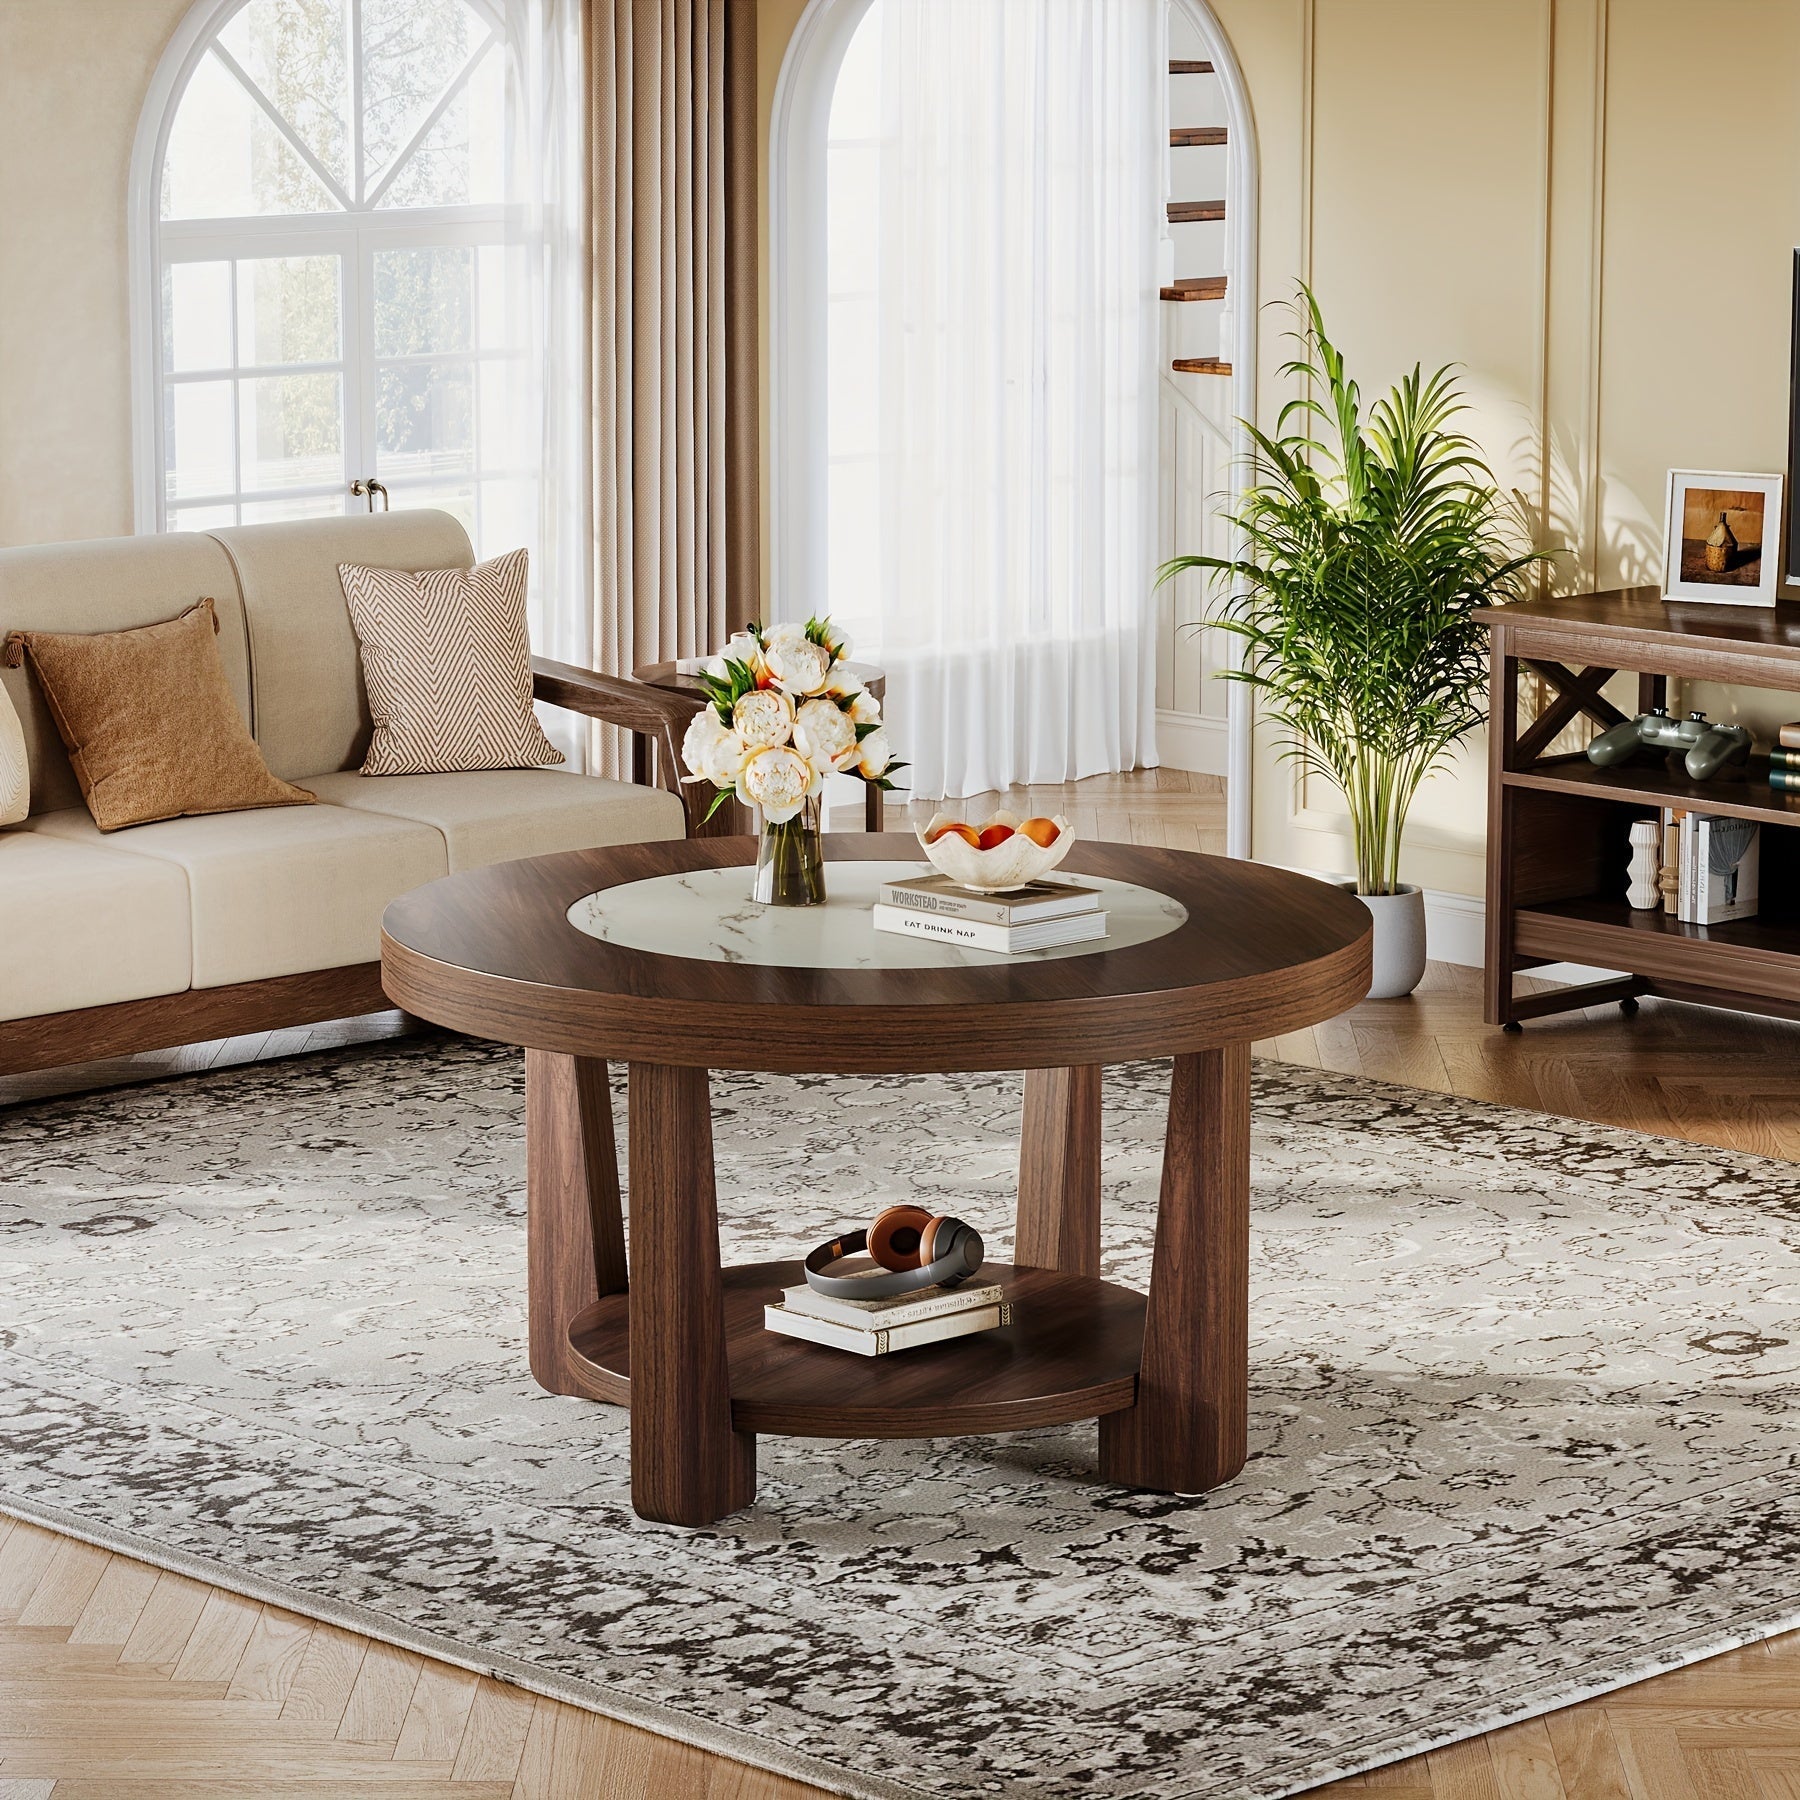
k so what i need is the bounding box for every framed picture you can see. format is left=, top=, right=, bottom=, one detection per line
left=1663, top=469, right=1783, bottom=607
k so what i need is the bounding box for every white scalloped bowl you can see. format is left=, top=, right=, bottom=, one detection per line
left=914, top=810, right=1076, bottom=893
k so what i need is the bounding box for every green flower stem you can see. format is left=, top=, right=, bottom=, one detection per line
left=753, top=799, right=826, bottom=906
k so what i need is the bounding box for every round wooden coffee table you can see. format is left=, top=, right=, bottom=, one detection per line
left=381, top=835, right=1370, bottom=1526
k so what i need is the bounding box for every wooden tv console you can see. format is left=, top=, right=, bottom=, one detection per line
left=1483, top=588, right=1800, bottom=1030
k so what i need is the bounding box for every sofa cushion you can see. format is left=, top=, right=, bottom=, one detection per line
left=305, top=768, right=686, bottom=870
left=0, top=532, right=251, bottom=816
left=0, top=827, right=191, bottom=1021
left=338, top=549, right=564, bottom=776
left=4, top=599, right=315, bottom=831
left=209, top=511, right=475, bottom=783
left=30, top=803, right=446, bottom=989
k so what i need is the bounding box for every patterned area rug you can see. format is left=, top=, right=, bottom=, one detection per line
left=2, top=1038, right=1798, bottom=1799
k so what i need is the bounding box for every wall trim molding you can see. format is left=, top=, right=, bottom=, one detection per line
left=1156, top=708, right=1229, bottom=776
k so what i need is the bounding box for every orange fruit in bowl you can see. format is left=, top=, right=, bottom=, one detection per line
left=976, top=824, right=1016, bottom=850
left=1019, top=817, right=1061, bottom=846
left=926, top=822, right=982, bottom=848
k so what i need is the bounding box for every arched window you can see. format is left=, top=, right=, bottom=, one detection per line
left=772, top=0, right=1255, bottom=839
left=132, top=0, right=520, bottom=538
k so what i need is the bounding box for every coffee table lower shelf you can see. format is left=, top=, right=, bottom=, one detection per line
left=566, top=1260, right=1145, bottom=1438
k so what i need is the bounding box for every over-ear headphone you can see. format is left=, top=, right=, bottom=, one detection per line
left=803, top=1204, right=986, bottom=1299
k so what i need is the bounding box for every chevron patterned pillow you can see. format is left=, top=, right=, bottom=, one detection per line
left=338, top=549, right=564, bottom=777
left=0, top=677, right=27, bottom=826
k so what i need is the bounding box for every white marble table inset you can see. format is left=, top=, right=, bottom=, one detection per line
left=565, top=860, right=1186, bottom=969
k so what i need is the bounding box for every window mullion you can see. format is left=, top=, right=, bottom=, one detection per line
left=210, top=42, right=354, bottom=213
left=349, top=0, right=365, bottom=208
left=228, top=255, right=243, bottom=522
left=363, top=32, right=496, bottom=210
left=350, top=229, right=378, bottom=505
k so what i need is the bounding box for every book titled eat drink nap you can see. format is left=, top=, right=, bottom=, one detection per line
left=872, top=905, right=1108, bottom=954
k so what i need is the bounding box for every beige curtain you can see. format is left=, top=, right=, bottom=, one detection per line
left=588, top=0, right=759, bottom=722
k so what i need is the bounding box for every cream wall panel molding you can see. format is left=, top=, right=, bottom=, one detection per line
left=0, top=0, right=191, bottom=546
left=1246, top=0, right=1577, bottom=901
left=1540, top=0, right=1608, bottom=596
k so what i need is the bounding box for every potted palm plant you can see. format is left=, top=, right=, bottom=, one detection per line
left=1162, top=287, right=1556, bottom=997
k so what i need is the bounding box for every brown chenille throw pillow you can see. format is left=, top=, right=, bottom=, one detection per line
left=1, top=599, right=315, bottom=832
left=338, top=548, right=563, bottom=776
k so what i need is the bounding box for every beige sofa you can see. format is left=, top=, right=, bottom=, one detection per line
left=0, top=510, right=692, bottom=1075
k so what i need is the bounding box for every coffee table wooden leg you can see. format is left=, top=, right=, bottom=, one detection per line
left=626, top=1062, right=757, bottom=1526
left=1016, top=1065, right=1102, bottom=1276
left=1098, top=1043, right=1250, bottom=1493
left=525, top=1049, right=626, bottom=1397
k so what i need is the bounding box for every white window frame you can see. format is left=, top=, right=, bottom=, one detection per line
left=129, top=0, right=508, bottom=535
left=768, top=0, right=1259, bottom=855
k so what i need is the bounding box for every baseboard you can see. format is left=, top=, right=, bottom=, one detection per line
left=1155, top=709, right=1229, bottom=776
left=1419, top=889, right=1484, bottom=969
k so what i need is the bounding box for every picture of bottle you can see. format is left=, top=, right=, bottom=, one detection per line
left=1705, top=510, right=1737, bottom=573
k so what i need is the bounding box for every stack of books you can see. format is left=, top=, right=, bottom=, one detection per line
left=1770, top=721, right=1800, bottom=791
left=1659, top=805, right=1759, bottom=924
left=764, top=1272, right=1012, bottom=1357
left=871, top=873, right=1107, bottom=953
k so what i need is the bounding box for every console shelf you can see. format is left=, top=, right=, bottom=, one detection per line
left=1502, top=753, right=1800, bottom=826
left=1482, top=590, right=1800, bottom=1029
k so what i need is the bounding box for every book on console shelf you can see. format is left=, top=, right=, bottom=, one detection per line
left=764, top=1299, right=1014, bottom=1357
left=877, top=872, right=1103, bottom=926
left=1778, top=722, right=1800, bottom=751
left=778, top=1275, right=1006, bottom=1331
left=1672, top=808, right=1759, bottom=925
left=873, top=904, right=1108, bottom=954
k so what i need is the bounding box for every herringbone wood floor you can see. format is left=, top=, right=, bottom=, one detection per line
left=4, top=768, right=1798, bottom=1798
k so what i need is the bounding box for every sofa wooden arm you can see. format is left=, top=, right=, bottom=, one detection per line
left=532, top=654, right=738, bottom=837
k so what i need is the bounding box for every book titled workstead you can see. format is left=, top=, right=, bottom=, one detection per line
left=877, top=873, right=1102, bottom=925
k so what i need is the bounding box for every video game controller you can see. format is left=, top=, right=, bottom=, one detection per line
left=1585, top=708, right=1752, bottom=782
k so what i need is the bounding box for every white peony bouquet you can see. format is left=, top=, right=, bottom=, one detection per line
left=680, top=619, right=903, bottom=824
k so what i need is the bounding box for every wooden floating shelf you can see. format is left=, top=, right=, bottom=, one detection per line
left=566, top=1260, right=1146, bottom=1439
left=1171, top=358, right=1232, bottom=376
left=1171, top=127, right=1228, bottom=148
left=1169, top=59, right=1215, bottom=74
left=1161, top=276, right=1227, bottom=303
left=1167, top=200, right=1226, bottom=224
left=1504, top=753, right=1800, bottom=828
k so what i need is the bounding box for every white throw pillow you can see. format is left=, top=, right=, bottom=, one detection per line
left=0, top=679, right=26, bottom=826
left=337, top=548, right=564, bottom=777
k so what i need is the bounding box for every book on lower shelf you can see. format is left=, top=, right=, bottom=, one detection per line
left=764, top=1298, right=1014, bottom=1357
left=1671, top=807, right=1759, bottom=925
left=877, top=873, right=1102, bottom=926
left=872, top=904, right=1108, bottom=954
left=777, top=1275, right=1006, bottom=1331
left=1778, top=722, right=1800, bottom=751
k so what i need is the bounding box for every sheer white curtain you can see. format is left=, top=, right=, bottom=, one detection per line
left=502, top=0, right=591, bottom=766
left=870, top=0, right=1161, bottom=799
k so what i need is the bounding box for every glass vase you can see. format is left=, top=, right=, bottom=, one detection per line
left=752, top=792, right=827, bottom=906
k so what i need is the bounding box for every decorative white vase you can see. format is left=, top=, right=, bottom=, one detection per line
left=1357, top=885, right=1428, bottom=1000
